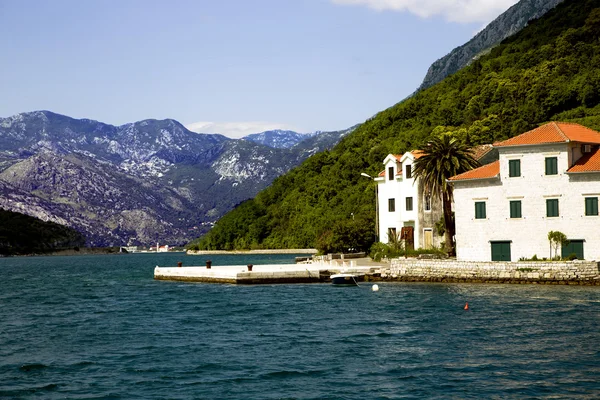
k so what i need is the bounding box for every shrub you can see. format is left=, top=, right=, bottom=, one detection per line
left=518, top=254, right=540, bottom=261
left=369, top=242, right=444, bottom=261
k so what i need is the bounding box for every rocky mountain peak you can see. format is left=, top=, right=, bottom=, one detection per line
left=242, top=129, right=317, bottom=149
left=416, top=0, right=565, bottom=93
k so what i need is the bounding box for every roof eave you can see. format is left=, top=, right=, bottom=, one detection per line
left=449, top=174, right=500, bottom=183
left=495, top=141, right=567, bottom=148
left=566, top=170, right=600, bottom=174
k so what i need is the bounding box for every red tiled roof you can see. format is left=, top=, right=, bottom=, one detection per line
left=379, top=154, right=404, bottom=178
left=411, top=150, right=425, bottom=159
left=567, top=148, right=600, bottom=173
left=470, top=144, right=493, bottom=160
left=377, top=169, right=403, bottom=177
left=449, top=160, right=500, bottom=182
left=494, top=122, right=600, bottom=147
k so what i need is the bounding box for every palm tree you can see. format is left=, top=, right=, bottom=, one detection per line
left=412, top=134, right=480, bottom=256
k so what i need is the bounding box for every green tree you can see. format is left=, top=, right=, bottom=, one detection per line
left=412, top=134, right=480, bottom=256
left=548, top=230, right=569, bottom=260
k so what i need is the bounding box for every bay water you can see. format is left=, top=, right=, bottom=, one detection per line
left=1, top=253, right=599, bottom=399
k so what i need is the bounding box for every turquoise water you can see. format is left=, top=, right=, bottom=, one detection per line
left=1, top=253, right=599, bottom=399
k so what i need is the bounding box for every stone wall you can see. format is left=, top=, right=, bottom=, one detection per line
left=382, top=259, right=600, bottom=285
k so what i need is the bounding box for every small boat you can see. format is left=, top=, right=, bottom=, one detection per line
left=330, top=273, right=359, bottom=286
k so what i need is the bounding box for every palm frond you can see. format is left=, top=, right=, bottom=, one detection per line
left=413, top=135, right=480, bottom=199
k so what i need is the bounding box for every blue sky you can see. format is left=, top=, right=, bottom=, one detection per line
left=0, top=0, right=517, bottom=137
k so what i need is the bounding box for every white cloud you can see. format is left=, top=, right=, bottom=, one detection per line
left=185, top=121, right=302, bottom=139
left=331, top=0, right=519, bottom=23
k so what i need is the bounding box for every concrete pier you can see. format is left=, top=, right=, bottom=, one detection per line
left=154, top=260, right=377, bottom=284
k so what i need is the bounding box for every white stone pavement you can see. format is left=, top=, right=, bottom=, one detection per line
left=154, top=259, right=378, bottom=284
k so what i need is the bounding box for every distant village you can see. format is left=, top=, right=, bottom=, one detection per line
left=122, top=244, right=183, bottom=253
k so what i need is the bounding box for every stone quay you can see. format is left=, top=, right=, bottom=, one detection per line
left=380, top=259, right=600, bottom=285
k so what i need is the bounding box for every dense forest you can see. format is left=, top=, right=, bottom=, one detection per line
left=189, top=0, right=600, bottom=252
left=0, top=209, right=86, bottom=255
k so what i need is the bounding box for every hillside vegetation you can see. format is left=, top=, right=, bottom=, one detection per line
left=0, top=209, right=86, bottom=255
left=189, top=0, right=600, bottom=252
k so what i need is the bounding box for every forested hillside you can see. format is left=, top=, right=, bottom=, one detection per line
left=0, top=209, right=86, bottom=255
left=417, top=0, right=564, bottom=92
left=189, top=0, right=600, bottom=252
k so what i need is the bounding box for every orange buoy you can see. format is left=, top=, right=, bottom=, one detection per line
left=464, top=302, right=469, bottom=310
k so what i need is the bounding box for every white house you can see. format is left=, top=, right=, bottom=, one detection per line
left=375, top=146, right=497, bottom=250
left=450, top=122, right=600, bottom=261
left=375, top=151, right=438, bottom=249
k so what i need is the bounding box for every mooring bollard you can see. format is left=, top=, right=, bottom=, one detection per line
left=247, top=264, right=253, bottom=272
left=177, top=262, right=182, bottom=268
left=206, top=260, right=212, bottom=269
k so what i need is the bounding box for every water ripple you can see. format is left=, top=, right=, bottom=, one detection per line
left=0, top=254, right=599, bottom=399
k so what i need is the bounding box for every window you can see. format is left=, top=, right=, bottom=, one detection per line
left=387, top=227, right=397, bottom=243
left=405, top=164, right=412, bottom=179
left=424, top=194, right=431, bottom=211
left=475, top=201, right=486, bottom=219
left=509, top=200, right=522, bottom=218
left=585, top=197, right=598, bottom=216
left=545, top=157, right=558, bottom=175
left=546, top=199, right=559, bottom=217
left=388, top=167, right=394, bottom=181
left=509, top=159, right=521, bottom=177
left=388, top=198, right=395, bottom=212
left=406, top=197, right=413, bottom=211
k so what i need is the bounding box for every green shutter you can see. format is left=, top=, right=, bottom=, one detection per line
left=509, top=160, right=520, bottom=177
left=475, top=202, right=486, bottom=219
left=562, top=240, right=584, bottom=260
left=545, top=157, right=558, bottom=175
left=491, top=241, right=511, bottom=261
left=491, top=243, right=502, bottom=261
left=585, top=197, right=598, bottom=216
left=546, top=199, right=559, bottom=217
left=510, top=200, right=522, bottom=218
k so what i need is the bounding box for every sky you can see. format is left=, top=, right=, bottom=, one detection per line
left=0, top=0, right=518, bottom=138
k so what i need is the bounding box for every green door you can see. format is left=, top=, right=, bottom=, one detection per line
left=491, top=241, right=511, bottom=261
left=562, top=240, right=584, bottom=260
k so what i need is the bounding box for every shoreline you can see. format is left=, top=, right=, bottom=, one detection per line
left=186, top=249, right=317, bottom=255
left=1, top=247, right=128, bottom=258
left=155, top=257, right=600, bottom=286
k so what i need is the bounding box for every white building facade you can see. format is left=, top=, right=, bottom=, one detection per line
left=450, top=122, right=600, bottom=261
left=376, top=152, right=443, bottom=250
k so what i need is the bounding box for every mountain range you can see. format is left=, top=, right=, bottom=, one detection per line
left=0, top=111, right=351, bottom=246
left=1, top=0, right=568, bottom=249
